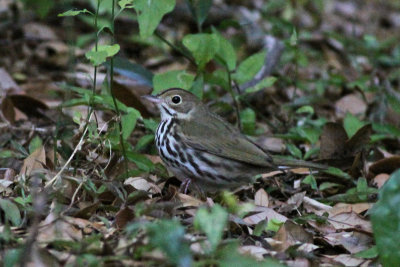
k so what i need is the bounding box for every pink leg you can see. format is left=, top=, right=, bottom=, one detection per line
left=180, top=178, right=191, bottom=194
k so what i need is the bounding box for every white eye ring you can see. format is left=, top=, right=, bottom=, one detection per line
left=171, top=95, right=182, bottom=104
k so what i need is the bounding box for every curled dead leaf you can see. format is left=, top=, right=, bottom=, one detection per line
left=20, top=146, right=46, bottom=176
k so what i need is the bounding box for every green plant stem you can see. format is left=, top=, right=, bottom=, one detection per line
left=154, top=30, right=196, bottom=65
left=215, top=54, right=242, bottom=131
left=109, top=0, right=129, bottom=177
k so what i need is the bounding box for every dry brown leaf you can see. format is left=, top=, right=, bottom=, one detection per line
left=271, top=220, right=313, bottom=252
left=115, top=206, right=135, bottom=229
left=303, top=196, right=332, bottom=216
left=372, top=173, right=390, bottom=188
left=261, top=170, right=282, bottom=179
left=0, top=67, right=22, bottom=94
left=243, top=206, right=287, bottom=225
left=27, top=245, right=59, bottom=267
left=23, top=22, right=58, bottom=40
left=9, top=94, right=48, bottom=118
left=20, top=146, right=46, bottom=176
left=335, top=94, right=367, bottom=118
left=279, top=191, right=306, bottom=213
left=323, top=231, right=372, bottom=254
left=328, top=203, right=372, bottom=216
left=239, top=245, right=269, bottom=260
left=369, top=156, right=400, bottom=176
left=319, top=122, right=348, bottom=159
left=328, top=212, right=372, bottom=233
left=254, top=188, right=269, bottom=207
left=111, top=80, right=152, bottom=118
left=1, top=96, right=16, bottom=124
left=307, top=220, right=337, bottom=235
left=35, top=41, right=69, bottom=67
left=177, top=193, right=204, bottom=207
left=285, top=258, right=311, bottom=267
left=325, top=254, right=365, bottom=267
left=124, top=177, right=161, bottom=193
left=257, top=137, right=285, bottom=153
left=37, top=216, right=82, bottom=243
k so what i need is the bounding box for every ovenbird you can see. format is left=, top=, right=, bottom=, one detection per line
left=143, top=88, right=324, bottom=192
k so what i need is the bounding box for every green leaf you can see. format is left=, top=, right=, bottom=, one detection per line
left=134, top=134, right=154, bottom=151
left=286, top=143, right=302, bottom=159
left=296, top=105, right=314, bottom=114
left=354, top=246, right=378, bottom=259
left=0, top=199, right=21, bottom=226
left=147, top=219, right=192, bottom=267
left=25, top=0, right=54, bottom=18
left=29, top=136, right=43, bottom=154
left=343, top=113, right=366, bottom=139
left=290, top=28, right=298, bottom=46
left=125, top=151, right=154, bottom=172
left=212, top=29, right=237, bottom=71
left=190, top=73, right=204, bottom=99
left=323, top=167, right=352, bottom=180
left=152, top=70, right=194, bottom=95
left=387, top=94, right=400, bottom=114
left=0, top=150, right=19, bottom=159
left=188, top=0, right=212, bottom=29
left=194, top=204, right=228, bottom=252
left=133, top=0, right=176, bottom=38
left=143, top=118, right=159, bottom=132
left=302, top=174, right=318, bottom=190
left=240, top=108, right=256, bottom=135
left=371, top=169, right=400, bottom=266
left=253, top=220, right=268, bottom=236
left=58, top=9, right=91, bottom=17
left=4, top=249, right=23, bottom=267
left=182, top=33, right=220, bottom=69
left=121, top=108, right=141, bottom=140
left=108, top=56, right=154, bottom=87
left=244, top=77, right=277, bottom=94
left=205, top=69, right=229, bottom=90
left=356, top=177, right=369, bottom=201
left=85, top=44, right=120, bottom=66
left=118, top=0, right=134, bottom=9
left=296, top=126, right=321, bottom=144
left=266, top=218, right=284, bottom=232
left=233, top=51, right=266, bottom=84
left=319, top=182, right=341, bottom=191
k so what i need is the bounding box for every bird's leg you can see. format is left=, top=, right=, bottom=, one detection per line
left=179, top=178, right=192, bottom=194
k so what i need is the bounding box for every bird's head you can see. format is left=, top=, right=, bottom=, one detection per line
left=143, top=88, right=201, bottom=120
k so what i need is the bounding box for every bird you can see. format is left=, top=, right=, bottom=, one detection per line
left=143, top=88, right=325, bottom=193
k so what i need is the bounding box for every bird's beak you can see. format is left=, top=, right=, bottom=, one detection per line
left=141, top=94, right=162, bottom=104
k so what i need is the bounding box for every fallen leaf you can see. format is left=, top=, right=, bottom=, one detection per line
left=369, top=156, right=400, bottom=177
left=254, top=188, right=269, bottom=207
left=319, top=122, right=348, bottom=159
left=328, top=203, right=372, bottom=216
left=243, top=207, right=287, bottom=225
left=328, top=212, right=372, bottom=233
left=372, top=173, right=390, bottom=188
left=271, top=220, right=313, bottom=251
left=115, top=206, right=135, bottom=229
left=323, top=231, right=373, bottom=254
left=20, top=146, right=46, bottom=176
left=239, top=245, right=269, bottom=260
left=0, top=68, right=22, bottom=94
left=325, top=254, right=365, bottom=266
left=335, top=94, right=367, bottom=118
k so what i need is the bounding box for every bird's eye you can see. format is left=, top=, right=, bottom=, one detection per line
left=171, top=95, right=182, bottom=104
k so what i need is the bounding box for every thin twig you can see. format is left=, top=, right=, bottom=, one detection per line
left=45, top=113, right=92, bottom=188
